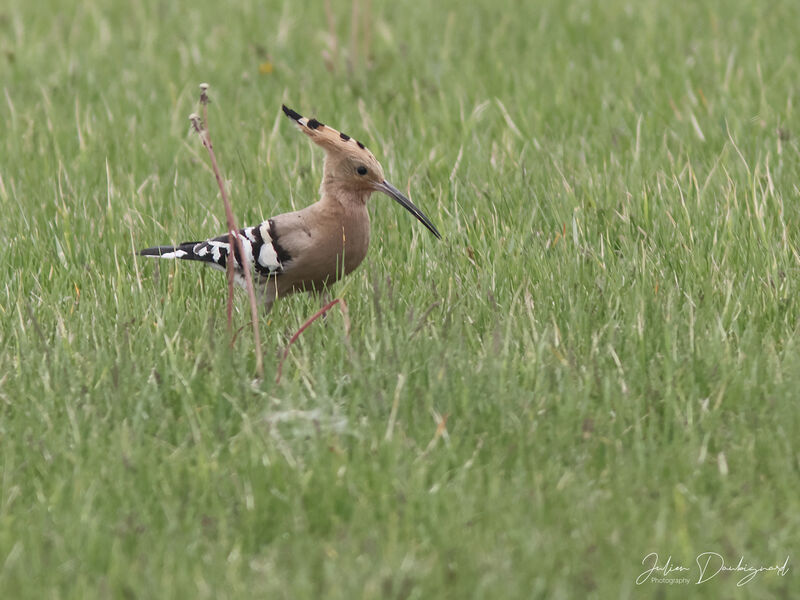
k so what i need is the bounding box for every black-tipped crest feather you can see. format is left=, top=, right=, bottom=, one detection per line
left=282, top=105, right=303, bottom=121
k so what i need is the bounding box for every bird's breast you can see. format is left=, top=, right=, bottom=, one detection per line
left=276, top=204, right=370, bottom=294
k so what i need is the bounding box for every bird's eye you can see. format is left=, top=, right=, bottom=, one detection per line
left=356, top=165, right=368, bottom=176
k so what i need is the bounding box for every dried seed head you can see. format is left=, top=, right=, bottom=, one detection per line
left=199, top=83, right=210, bottom=105
left=188, top=113, right=202, bottom=133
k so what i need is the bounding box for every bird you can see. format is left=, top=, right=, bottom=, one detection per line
left=138, top=104, right=441, bottom=313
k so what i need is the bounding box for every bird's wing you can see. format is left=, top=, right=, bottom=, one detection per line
left=139, top=220, right=288, bottom=277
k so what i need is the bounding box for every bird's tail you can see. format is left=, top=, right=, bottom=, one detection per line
left=139, top=225, right=285, bottom=276
left=138, top=243, right=201, bottom=261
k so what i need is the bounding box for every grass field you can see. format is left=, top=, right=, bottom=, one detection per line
left=2, top=0, right=799, bottom=597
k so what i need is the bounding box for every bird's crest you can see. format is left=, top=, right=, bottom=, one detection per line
left=282, top=104, right=376, bottom=163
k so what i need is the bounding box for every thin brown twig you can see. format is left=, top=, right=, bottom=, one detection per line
left=276, top=298, right=348, bottom=383
left=410, top=300, right=441, bottom=337
left=229, top=322, right=249, bottom=346
left=199, top=84, right=236, bottom=330
left=190, top=84, right=263, bottom=379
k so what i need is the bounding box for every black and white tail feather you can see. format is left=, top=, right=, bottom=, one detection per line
left=139, top=219, right=287, bottom=287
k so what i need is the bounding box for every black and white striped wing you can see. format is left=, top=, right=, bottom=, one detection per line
left=139, top=219, right=289, bottom=283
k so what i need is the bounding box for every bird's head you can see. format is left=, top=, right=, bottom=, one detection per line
left=282, top=105, right=441, bottom=239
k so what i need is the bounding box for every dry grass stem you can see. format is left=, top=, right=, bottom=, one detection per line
left=190, top=84, right=264, bottom=379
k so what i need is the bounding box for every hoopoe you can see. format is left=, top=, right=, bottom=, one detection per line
left=139, top=105, right=441, bottom=312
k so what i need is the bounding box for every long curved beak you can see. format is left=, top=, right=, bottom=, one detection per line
left=375, top=180, right=441, bottom=239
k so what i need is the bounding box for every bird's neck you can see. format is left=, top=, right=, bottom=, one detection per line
left=320, top=177, right=372, bottom=209
left=315, top=185, right=372, bottom=278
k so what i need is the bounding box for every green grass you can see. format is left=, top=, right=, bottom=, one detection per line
left=1, top=0, right=799, bottom=597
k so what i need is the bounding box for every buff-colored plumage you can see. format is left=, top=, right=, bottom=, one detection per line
left=139, top=105, right=440, bottom=312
